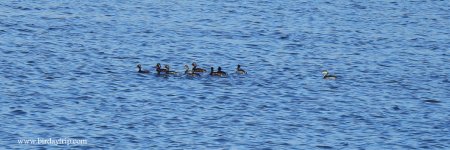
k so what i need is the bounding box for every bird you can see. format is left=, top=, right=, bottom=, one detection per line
left=184, top=65, right=191, bottom=74
left=217, top=67, right=227, bottom=76
left=236, top=64, right=246, bottom=74
left=137, top=64, right=150, bottom=73
left=322, top=70, right=337, bottom=80
left=155, top=63, right=168, bottom=74
left=210, top=67, right=220, bottom=76
left=164, top=65, right=178, bottom=74
left=210, top=67, right=226, bottom=77
left=184, top=65, right=200, bottom=77
left=192, top=62, right=207, bottom=73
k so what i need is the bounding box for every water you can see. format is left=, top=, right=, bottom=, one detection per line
left=1, top=0, right=449, bottom=149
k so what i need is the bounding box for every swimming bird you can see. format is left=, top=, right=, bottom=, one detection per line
left=184, top=65, right=199, bottom=77
left=192, top=62, right=206, bottom=73
left=210, top=67, right=220, bottom=76
left=210, top=67, right=227, bottom=77
left=164, top=65, right=178, bottom=74
left=322, top=70, right=337, bottom=80
left=236, top=64, right=246, bottom=74
left=217, top=67, right=227, bottom=76
left=137, top=64, right=149, bottom=73
left=155, top=63, right=168, bottom=74
left=184, top=65, right=191, bottom=74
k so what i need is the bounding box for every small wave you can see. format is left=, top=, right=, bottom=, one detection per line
left=10, top=110, right=27, bottom=115
left=423, top=99, right=441, bottom=104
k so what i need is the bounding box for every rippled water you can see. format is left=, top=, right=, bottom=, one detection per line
left=1, top=0, right=449, bottom=149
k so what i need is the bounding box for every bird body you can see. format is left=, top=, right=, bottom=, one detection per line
left=192, top=62, right=206, bottom=73
left=322, top=70, right=337, bottom=80
left=210, top=67, right=227, bottom=77
left=137, top=64, right=150, bottom=73
left=236, top=64, right=246, bottom=74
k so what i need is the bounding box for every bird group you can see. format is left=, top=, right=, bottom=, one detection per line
left=137, top=62, right=247, bottom=77
left=138, top=63, right=337, bottom=79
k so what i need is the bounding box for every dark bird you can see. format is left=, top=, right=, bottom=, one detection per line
left=217, top=67, right=227, bottom=76
left=210, top=67, right=219, bottom=76
left=137, top=64, right=149, bottom=73
left=155, top=63, right=168, bottom=74
left=236, top=64, right=246, bottom=74
left=192, top=62, right=207, bottom=73
left=210, top=67, right=226, bottom=77
left=164, top=65, right=178, bottom=74
left=184, top=65, right=200, bottom=77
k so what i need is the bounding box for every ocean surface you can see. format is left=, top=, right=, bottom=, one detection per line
left=1, top=0, right=449, bottom=149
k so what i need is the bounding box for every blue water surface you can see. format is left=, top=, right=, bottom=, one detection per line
left=1, top=0, right=449, bottom=149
